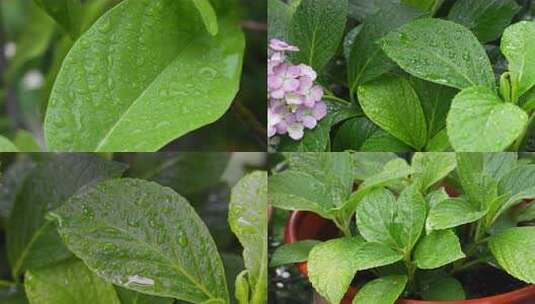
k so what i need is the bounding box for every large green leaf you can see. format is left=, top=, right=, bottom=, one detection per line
left=347, top=4, right=424, bottom=91
left=7, top=155, right=126, bottom=278
left=268, top=0, right=291, bottom=39
left=352, top=275, right=407, bottom=304
left=192, top=0, right=219, bottom=36
left=381, top=18, right=495, bottom=90
left=447, top=86, right=527, bottom=151
left=25, top=260, right=121, bottom=304
left=352, top=152, right=399, bottom=181
left=44, top=0, right=245, bottom=152
left=356, top=185, right=426, bottom=253
left=401, top=0, right=443, bottom=13
left=489, top=227, right=535, bottom=283
left=357, top=74, right=427, bottom=150
left=448, top=0, right=520, bottom=44
left=288, top=0, right=347, bottom=72
left=115, top=287, right=173, bottom=304
left=33, top=0, right=82, bottom=37
left=501, top=21, right=535, bottom=98
left=229, top=171, right=267, bottom=304
left=412, top=152, right=456, bottom=193
left=420, top=276, right=465, bottom=301
left=455, top=153, right=501, bottom=207
left=308, top=237, right=403, bottom=304
left=0, top=136, right=19, bottom=152
left=270, top=240, right=321, bottom=267
left=414, top=230, right=464, bottom=269
left=347, top=0, right=400, bottom=22
left=426, top=197, right=487, bottom=230
left=50, top=178, right=229, bottom=303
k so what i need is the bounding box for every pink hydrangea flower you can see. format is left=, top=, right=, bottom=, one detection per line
left=268, top=39, right=328, bottom=141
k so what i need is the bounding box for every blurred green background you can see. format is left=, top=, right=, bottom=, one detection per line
left=0, top=0, right=267, bottom=152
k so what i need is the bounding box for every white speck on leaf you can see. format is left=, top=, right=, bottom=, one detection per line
left=126, top=275, right=154, bottom=286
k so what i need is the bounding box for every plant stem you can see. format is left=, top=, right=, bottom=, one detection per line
left=451, top=257, right=488, bottom=275
left=404, top=251, right=417, bottom=293
left=323, top=94, right=352, bottom=105
left=513, top=111, right=535, bottom=151
left=334, top=217, right=352, bottom=237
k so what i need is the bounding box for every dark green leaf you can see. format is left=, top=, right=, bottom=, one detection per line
left=448, top=0, right=520, bottom=44
left=45, top=0, right=245, bottom=152
left=288, top=0, right=347, bottom=71
left=382, top=18, right=495, bottom=90
left=352, top=152, right=399, bottom=181
left=352, top=275, right=407, bottom=304
left=0, top=160, right=35, bottom=225
left=268, top=0, right=291, bottom=40
left=420, top=276, right=465, bottom=301
left=347, top=0, right=400, bottom=22
left=270, top=240, right=321, bottom=267
left=33, top=0, right=82, bottom=37
left=51, top=178, right=229, bottom=303
left=115, top=287, right=173, bottom=304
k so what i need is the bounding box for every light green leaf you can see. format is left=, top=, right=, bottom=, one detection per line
left=425, top=187, right=449, bottom=208
left=414, top=230, right=464, bottom=269
left=50, top=178, right=229, bottom=303
left=348, top=4, right=424, bottom=90
left=229, top=171, right=268, bottom=304
left=420, top=276, right=465, bottom=301
left=382, top=18, right=495, bottom=90
left=412, top=152, right=456, bottom=193
left=234, top=271, right=250, bottom=304
left=7, top=155, right=126, bottom=278
left=270, top=240, right=321, bottom=267
left=425, top=129, right=451, bottom=152
left=489, top=227, right=535, bottom=283
left=0, top=135, right=19, bottom=152
left=192, top=0, right=219, bottom=35
left=288, top=0, right=348, bottom=71
left=448, top=0, right=520, bottom=44
left=353, top=275, right=407, bottom=304
left=13, top=130, right=40, bottom=152
left=25, top=260, right=121, bottom=304
left=447, top=86, right=527, bottom=152
left=501, top=21, right=535, bottom=98
left=33, top=0, right=82, bottom=37
left=115, top=287, right=173, bottom=304
left=352, top=152, right=400, bottom=181
left=45, top=0, right=245, bottom=152
left=356, top=185, right=426, bottom=252
left=426, top=197, right=487, bottom=230
left=455, top=153, right=500, bottom=207
left=358, top=74, right=427, bottom=149
left=308, top=237, right=403, bottom=304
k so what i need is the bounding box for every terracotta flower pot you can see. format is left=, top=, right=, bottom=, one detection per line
left=284, top=210, right=535, bottom=304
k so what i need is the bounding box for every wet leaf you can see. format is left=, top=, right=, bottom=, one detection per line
left=268, top=0, right=291, bottom=40
left=229, top=171, right=267, bottom=304
left=50, top=178, right=229, bottom=303
left=25, top=260, right=120, bottom=304
left=501, top=21, right=535, bottom=98
left=382, top=18, right=495, bottom=90
left=288, top=0, right=347, bottom=72
left=447, top=86, right=527, bottom=152
left=489, top=227, right=535, bottom=283
left=33, top=0, right=82, bottom=37
left=115, top=287, right=173, bottom=304
left=45, top=0, right=245, bottom=152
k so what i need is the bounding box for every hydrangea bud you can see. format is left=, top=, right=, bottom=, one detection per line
left=268, top=39, right=327, bottom=140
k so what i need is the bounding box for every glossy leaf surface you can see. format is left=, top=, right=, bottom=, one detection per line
left=51, top=178, right=229, bottom=303
left=45, top=0, right=245, bottom=152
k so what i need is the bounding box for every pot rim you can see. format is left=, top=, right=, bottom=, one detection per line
left=284, top=210, right=535, bottom=303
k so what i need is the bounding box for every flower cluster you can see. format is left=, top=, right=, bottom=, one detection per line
left=268, top=39, right=327, bottom=140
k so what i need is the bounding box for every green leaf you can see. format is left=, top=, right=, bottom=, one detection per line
left=13, top=130, right=40, bottom=152
left=234, top=271, right=250, bottom=304
left=33, top=0, right=82, bottom=38
left=455, top=153, right=503, bottom=207
left=501, top=21, right=535, bottom=98
left=357, top=74, right=427, bottom=149
left=270, top=240, right=321, bottom=267
left=381, top=18, right=495, bottom=90
left=25, top=260, right=121, bottom=304
left=192, top=0, right=219, bottom=36
left=116, top=287, right=173, bottom=304
left=414, top=230, right=464, bottom=269
left=0, top=160, right=35, bottom=225
left=308, top=237, right=403, bottom=304
left=7, top=155, right=126, bottom=278
left=268, top=0, right=291, bottom=40
left=515, top=203, right=535, bottom=223
left=401, top=0, right=443, bottom=13
left=352, top=152, right=399, bottom=181
left=347, top=0, right=400, bottom=22
left=285, top=152, right=354, bottom=204
left=348, top=4, right=424, bottom=90
left=0, top=135, right=19, bottom=152
left=425, top=129, right=451, bottom=152
left=426, top=197, right=487, bottom=230
left=409, top=77, right=457, bottom=139
left=356, top=185, right=426, bottom=253
left=412, top=152, right=456, bottom=193
left=447, top=86, right=527, bottom=152
left=420, top=276, right=465, bottom=301
left=229, top=171, right=267, bottom=304
left=448, top=0, right=520, bottom=44
left=269, top=170, right=337, bottom=218
left=360, top=130, right=413, bottom=152
left=50, top=178, right=229, bottom=303
left=44, top=0, right=245, bottom=152
left=288, top=0, right=347, bottom=72
left=353, top=275, right=407, bottom=304
left=489, top=227, right=535, bottom=283
left=425, top=187, right=449, bottom=208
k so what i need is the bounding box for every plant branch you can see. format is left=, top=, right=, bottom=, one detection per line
left=241, top=21, right=267, bottom=32
left=323, top=94, right=352, bottom=105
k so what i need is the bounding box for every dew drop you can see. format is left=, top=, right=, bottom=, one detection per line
left=178, top=231, right=188, bottom=247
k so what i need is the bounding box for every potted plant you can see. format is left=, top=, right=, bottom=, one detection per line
left=269, top=152, right=535, bottom=303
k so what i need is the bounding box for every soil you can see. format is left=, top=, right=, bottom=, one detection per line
left=455, top=264, right=528, bottom=299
